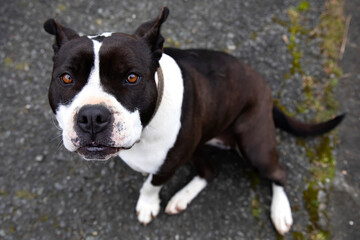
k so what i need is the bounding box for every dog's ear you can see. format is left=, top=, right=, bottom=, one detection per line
left=134, top=7, right=169, bottom=61
left=43, top=19, right=80, bottom=53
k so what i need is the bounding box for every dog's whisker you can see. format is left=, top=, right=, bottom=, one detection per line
left=49, top=134, right=62, bottom=143
left=54, top=140, right=64, bottom=155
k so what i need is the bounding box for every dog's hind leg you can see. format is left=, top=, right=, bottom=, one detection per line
left=165, top=175, right=207, bottom=215
left=165, top=147, right=217, bottom=215
left=234, top=107, right=293, bottom=235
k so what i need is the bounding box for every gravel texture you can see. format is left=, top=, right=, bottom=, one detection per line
left=0, top=0, right=359, bottom=239
left=330, top=0, right=360, bottom=239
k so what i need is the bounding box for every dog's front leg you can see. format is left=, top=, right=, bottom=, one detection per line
left=136, top=174, right=162, bottom=225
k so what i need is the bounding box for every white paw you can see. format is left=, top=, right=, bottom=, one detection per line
left=271, top=184, right=293, bottom=235
left=165, top=176, right=207, bottom=215
left=165, top=193, right=189, bottom=215
left=271, top=206, right=293, bottom=235
left=136, top=195, right=160, bottom=225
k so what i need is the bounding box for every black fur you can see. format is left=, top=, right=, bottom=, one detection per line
left=272, top=106, right=345, bottom=137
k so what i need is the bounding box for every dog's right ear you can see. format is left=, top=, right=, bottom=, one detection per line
left=43, top=19, right=80, bottom=53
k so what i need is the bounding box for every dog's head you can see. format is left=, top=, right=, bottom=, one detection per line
left=44, top=7, right=169, bottom=160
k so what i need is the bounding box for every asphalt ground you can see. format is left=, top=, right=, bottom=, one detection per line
left=0, top=0, right=359, bottom=239
left=330, top=0, right=360, bottom=239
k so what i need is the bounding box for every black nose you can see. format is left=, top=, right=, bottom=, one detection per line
left=77, top=105, right=112, bottom=135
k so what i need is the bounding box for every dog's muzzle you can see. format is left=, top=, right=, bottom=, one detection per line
left=75, top=104, right=121, bottom=160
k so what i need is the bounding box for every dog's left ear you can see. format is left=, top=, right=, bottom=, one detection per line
left=134, top=7, right=169, bottom=61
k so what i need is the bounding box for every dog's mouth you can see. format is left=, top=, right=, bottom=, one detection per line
left=77, top=142, right=123, bottom=161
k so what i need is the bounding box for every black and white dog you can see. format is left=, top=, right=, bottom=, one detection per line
left=44, top=7, right=344, bottom=235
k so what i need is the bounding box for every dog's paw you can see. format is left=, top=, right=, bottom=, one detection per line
left=165, top=176, right=207, bottom=215
left=271, top=184, right=293, bottom=235
left=165, top=192, right=189, bottom=215
left=271, top=206, right=293, bottom=235
left=136, top=195, right=160, bottom=225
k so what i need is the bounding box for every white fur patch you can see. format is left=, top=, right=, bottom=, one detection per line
left=88, top=32, right=113, bottom=39
left=136, top=175, right=162, bottom=225
left=119, top=54, right=184, bottom=174
left=271, top=183, right=293, bottom=235
left=206, top=138, right=231, bottom=150
left=56, top=39, right=143, bottom=154
left=165, top=176, right=207, bottom=214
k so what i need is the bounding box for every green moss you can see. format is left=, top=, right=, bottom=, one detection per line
left=53, top=217, right=60, bottom=228
left=303, top=182, right=320, bottom=223
left=309, top=135, right=336, bottom=182
left=295, top=75, right=324, bottom=116
left=273, top=1, right=344, bottom=238
left=245, top=169, right=261, bottom=190
left=317, top=77, right=340, bottom=121
left=0, top=190, right=9, bottom=197
left=273, top=99, right=295, bottom=117
left=303, top=180, right=332, bottom=240
left=164, top=37, right=182, bottom=48
left=9, top=225, right=16, bottom=234
left=298, top=1, right=310, bottom=12
left=58, top=3, right=66, bottom=12
left=300, top=135, right=336, bottom=218
left=316, top=0, right=344, bottom=122
left=286, top=7, right=308, bottom=75
left=14, top=62, right=30, bottom=71
left=272, top=16, right=288, bottom=27
left=39, top=214, right=49, bottom=222
left=310, top=231, right=330, bottom=240
left=16, top=190, right=37, bottom=200
left=251, top=31, right=258, bottom=40
left=4, top=57, right=13, bottom=67
left=300, top=134, right=337, bottom=239
left=319, top=0, right=344, bottom=60
left=251, top=195, right=262, bottom=219
left=293, top=231, right=307, bottom=240
left=276, top=233, right=284, bottom=240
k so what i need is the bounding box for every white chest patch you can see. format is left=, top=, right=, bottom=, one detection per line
left=119, top=54, right=184, bottom=174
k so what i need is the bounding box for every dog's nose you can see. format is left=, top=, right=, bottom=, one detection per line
left=77, top=105, right=112, bottom=135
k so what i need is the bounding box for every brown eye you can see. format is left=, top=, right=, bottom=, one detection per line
left=61, top=73, right=73, bottom=84
left=127, top=73, right=139, bottom=84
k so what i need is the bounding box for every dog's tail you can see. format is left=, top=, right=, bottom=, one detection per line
left=272, top=106, right=345, bottom=137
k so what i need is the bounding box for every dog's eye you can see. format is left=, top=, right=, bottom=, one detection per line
left=127, top=73, right=140, bottom=84
left=60, top=73, right=73, bottom=84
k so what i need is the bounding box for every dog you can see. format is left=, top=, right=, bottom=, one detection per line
left=43, top=7, right=344, bottom=235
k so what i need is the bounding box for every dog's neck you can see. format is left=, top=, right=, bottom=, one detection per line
left=119, top=54, right=184, bottom=174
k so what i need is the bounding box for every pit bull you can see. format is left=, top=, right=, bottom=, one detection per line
left=43, top=7, right=344, bottom=235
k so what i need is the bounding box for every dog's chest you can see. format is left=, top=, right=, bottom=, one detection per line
left=118, top=54, right=184, bottom=174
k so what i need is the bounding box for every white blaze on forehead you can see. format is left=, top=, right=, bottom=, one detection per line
left=88, top=39, right=102, bottom=87
left=88, top=32, right=113, bottom=39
